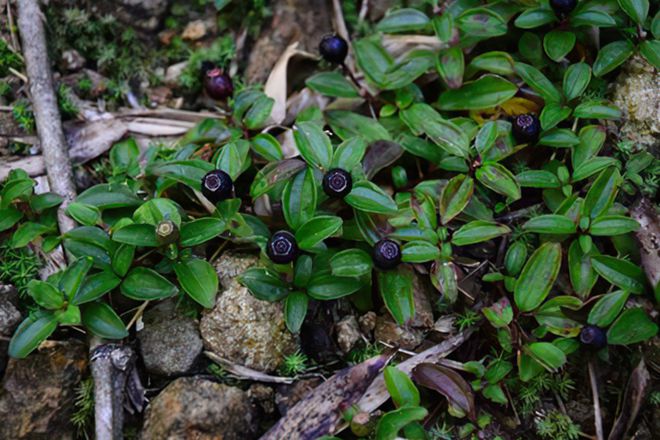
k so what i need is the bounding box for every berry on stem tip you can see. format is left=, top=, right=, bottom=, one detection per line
left=372, top=238, right=402, bottom=270
left=203, top=66, right=234, bottom=100
left=201, top=169, right=233, bottom=204
left=267, top=231, right=299, bottom=264
left=322, top=168, right=352, bottom=199
left=319, top=34, right=349, bottom=65
left=512, top=113, right=541, bottom=144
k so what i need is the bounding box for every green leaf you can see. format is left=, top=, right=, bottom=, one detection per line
left=457, top=8, right=507, bottom=37
left=112, top=223, right=159, bottom=247
left=293, top=121, right=333, bottom=170
left=639, top=40, right=660, bottom=69
left=476, top=162, right=521, bottom=200
left=0, top=178, right=34, bottom=208
left=81, top=302, right=128, bottom=339
left=543, top=30, right=576, bottom=62
left=8, top=313, right=58, bottom=358
left=437, top=75, right=518, bottom=110
left=0, top=207, right=23, bottom=232
left=516, top=170, right=561, bottom=188
left=121, top=267, right=178, bottom=300
left=514, top=7, right=556, bottom=29
left=10, top=222, right=52, bottom=248
left=377, top=8, right=430, bottom=33
left=29, top=193, right=63, bottom=212
left=573, top=101, right=622, bottom=119
left=295, top=216, right=343, bottom=250
left=147, top=159, right=214, bottom=190
left=514, top=242, right=562, bottom=312
left=572, top=124, right=607, bottom=170
left=538, top=128, right=580, bottom=148
left=250, top=159, right=307, bottom=198
left=244, top=95, right=274, bottom=130
left=593, top=40, right=634, bottom=77
left=452, top=221, right=510, bottom=246
left=60, top=257, right=93, bottom=301
left=482, top=297, right=514, bottom=328
left=431, top=261, right=458, bottom=303
left=112, top=244, right=135, bottom=277
left=525, top=342, right=566, bottom=372
left=326, top=110, right=392, bottom=143
left=133, top=198, right=182, bottom=227
left=283, top=168, right=317, bottom=230
left=591, top=256, right=646, bottom=293
left=582, top=167, right=621, bottom=219
left=465, top=51, right=514, bottom=77
left=617, top=0, right=649, bottom=24
left=588, top=290, right=630, bottom=327
left=540, top=104, right=572, bottom=131
left=109, top=138, right=140, bottom=175
left=305, top=72, right=360, bottom=98
left=73, top=271, right=121, bottom=305
left=568, top=240, right=598, bottom=298
left=216, top=142, right=249, bottom=180
left=401, top=240, right=441, bottom=263
left=174, top=258, right=218, bottom=308
left=522, top=214, right=577, bottom=234
left=436, top=47, right=465, bottom=89
left=307, top=273, right=363, bottom=300
left=589, top=215, right=639, bottom=236
left=570, top=9, right=616, bottom=27
left=238, top=268, right=289, bottom=301
left=332, top=137, right=367, bottom=170
left=179, top=218, right=226, bottom=247
left=439, top=174, right=474, bottom=224
left=563, top=62, right=592, bottom=101
left=76, top=183, right=142, bottom=209
left=375, top=406, right=428, bottom=440
left=384, top=366, right=420, bottom=408
left=27, top=280, right=64, bottom=310
left=514, top=62, right=562, bottom=104
left=345, top=181, right=398, bottom=214
left=378, top=267, right=414, bottom=325
left=284, top=291, right=308, bottom=333
left=607, top=308, right=658, bottom=345
left=251, top=133, right=283, bottom=161
left=330, top=249, right=373, bottom=277
left=400, top=103, right=469, bottom=158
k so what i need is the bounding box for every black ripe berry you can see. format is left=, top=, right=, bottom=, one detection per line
left=323, top=168, right=353, bottom=198
left=512, top=113, right=541, bottom=144
left=579, top=325, right=607, bottom=349
left=550, top=0, right=577, bottom=16
left=203, top=66, right=234, bottom=100
left=373, top=238, right=402, bottom=270
left=319, top=34, right=349, bottom=64
left=201, top=170, right=233, bottom=204
left=267, top=230, right=299, bottom=264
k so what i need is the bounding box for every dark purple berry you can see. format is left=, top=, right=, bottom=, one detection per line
left=319, top=34, right=349, bottom=64
left=550, top=0, right=577, bottom=16
left=201, top=169, right=233, bottom=203
left=373, top=238, right=402, bottom=270
left=512, top=113, right=541, bottom=144
left=267, top=230, right=299, bottom=264
left=204, top=67, right=234, bottom=100
left=322, top=168, right=353, bottom=198
left=580, top=325, right=607, bottom=349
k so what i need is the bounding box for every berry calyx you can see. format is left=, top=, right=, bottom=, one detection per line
left=322, top=168, right=353, bottom=198
left=550, top=0, right=577, bottom=16
left=203, top=66, right=234, bottom=100
left=512, top=113, right=541, bottom=144
left=579, top=325, right=607, bottom=349
left=201, top=170, right=233, bottom=204
left=267, top=231, right=299, bottom=264
left=156, top=220, right=179, bottom=246
left=372, top=238, right=402, bottom=270
left=319, top=34, right=349, bottom=64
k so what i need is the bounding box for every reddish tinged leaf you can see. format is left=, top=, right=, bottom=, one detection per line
left=412, top=363, right=476, bottom=421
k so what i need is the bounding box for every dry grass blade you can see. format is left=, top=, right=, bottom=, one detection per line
left=204, top=351, right=294, bottom=384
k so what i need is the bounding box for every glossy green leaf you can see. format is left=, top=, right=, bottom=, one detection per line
left=112, top=244, right=135, bottom=277
left=133, top=198, right=182, bottom=227
left=401, top=103, right=469, bottom=158
left=252, top=133, right=283, bottom=161
left=377, top=8, right=430, bottom=33
left=516, top=170, right=560, bottom=188
left=476, top=162, right=521, bottom=200
left=439, top=174, right=474, bottom=224
left=384, top=366, right=420, bottom=408
left=543, top=30, right=576, bottom=62
left=378, top=267, right=414, bottom=325
left=639, top=40, right=660, bottom=69
left=332, top=137, right=368, bottom=170
left=591, top=255, right=646, bottom=293
left=563, top=62, right=592, bottom=101
left=284, top=291, right=308, bottom=333
left=174, top=258, right=218, bottom=308
left=582, top=167, right=621, bottom=219
left=568, top=239, right=598, bottom=298
left=295, top=215, right=343, bottom=250
left=593, top=40, right=635, bottom=77
left=617, top=0, right=649, bottom=24
left=27, top=280, right=64, bottom=310
left=537, top=128, right=580, bottom=147
left=238, top=268, right=289, bottom=301
left=607, top=308, right=658, bottom=345
left=436, top=46, right=465, bottom=89
left=10, top=222, right=52, bottom=248
left=59, top=257, right=93, bottom=301
left=452, top=221, right=510, bottom=246
left=437, top=75, right=518, bottom=110
left=283, top=168, right=317, bottom=231
left=573, top=101, right=622, bottom=119
left=81, top=302, right=128, bottom=339
left=457, top=8, right=507, bottom=37
left=294, top=121, right=333, bottom=170
left=147, top=160, right=214, bottom=190
left=121, top=267, right=178, bottom=300
left=8, top=313, right=58, bottom=358
left=375, top=406, right=428, bottom=440
left=514, top=62, right=561, bottom=103
left=305, top=72, right=360, bottom=98
left=525, top=342, right=566, bottom=371
left=73, top=271, right=121, bottom=305
left=514, top=8, right=556, bottom=29
left=589, top=215, right=639, bottom=236
left=523, top=214, right=577, bottom=234
left=514, top=243, right=562, bottom=312
left=345, top=181, right=398, bottom=214
left=540, top=104, right=572, bottom=131
left=307, top=273, right=363, bottom=300
left=588, top=290, right=630, bottom=327
left=326, top=110, right=392, bottom=143
left=112, top=223, right=159, bottom=247
left=179, top=218, right=226, bottom=247
left=0, top=207, right=23, bottom=232
left=401, top=240, right=441, bottom=263
left=330, top=248, right=373, bottom=278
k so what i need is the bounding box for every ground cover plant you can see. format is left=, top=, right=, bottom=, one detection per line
left=0, top=0, right=659, bottom=439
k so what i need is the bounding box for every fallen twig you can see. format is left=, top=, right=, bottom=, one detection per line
left=205, top=351, right=295, bottom=384
left=588, top=359, right=604, bottom=440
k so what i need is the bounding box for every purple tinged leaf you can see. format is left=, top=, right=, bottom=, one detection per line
left=412, top=363, right=476, bottom=420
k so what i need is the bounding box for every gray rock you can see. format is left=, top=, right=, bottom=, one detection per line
left=60, top=49, right=85, bottom=72
left=0, top=284, right=21, bottom=376
left=612, top=55, right=660, bottom=152
left=335, top=316, right=361, bottom=353
left=200, top=252, right=297, bottom=372
left=0, top=340, right=87, bottom=439
left=138, top=299, right=203, bottom=376
left=141, top=377, right=259, bottom=440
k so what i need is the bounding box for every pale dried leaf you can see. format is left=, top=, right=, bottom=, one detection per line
left=608, top=359, right=651, bottom=440
left=631, top=198, right=660, bottom=288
